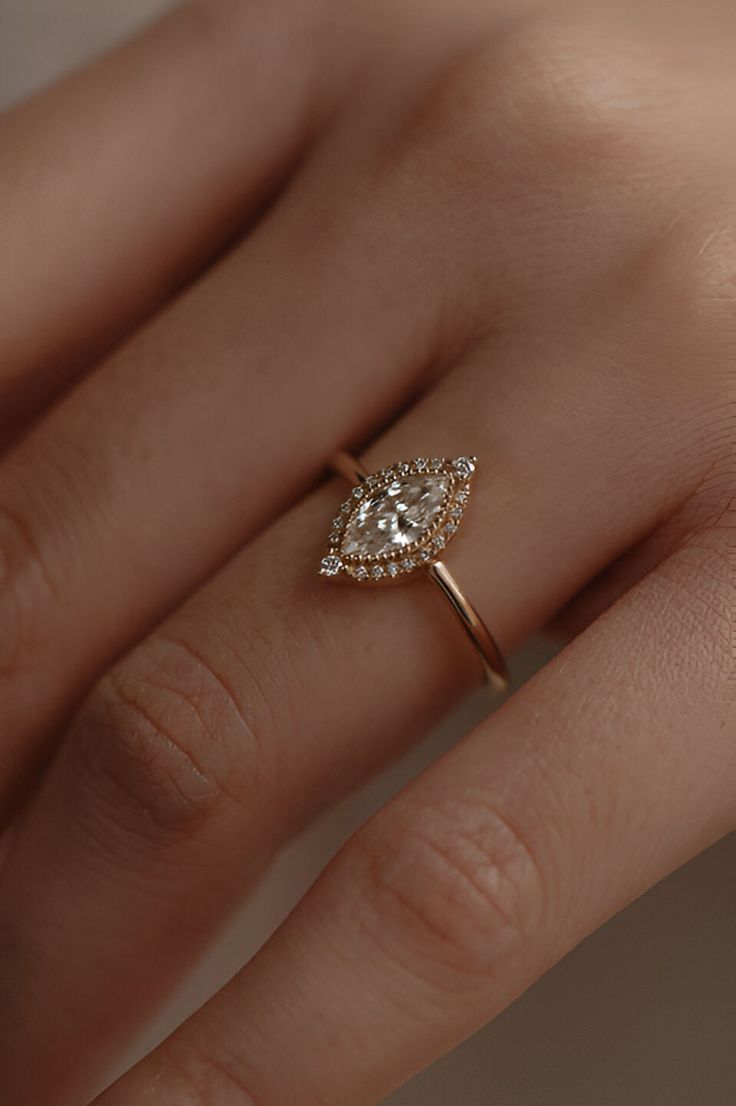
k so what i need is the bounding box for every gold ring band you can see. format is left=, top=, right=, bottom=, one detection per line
left=320, top=450, right=509, bottom=695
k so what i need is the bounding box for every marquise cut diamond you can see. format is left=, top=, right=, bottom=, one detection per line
left=320, top=457, right=476, bottom=583
left=341, top=474, right=450, bottom=558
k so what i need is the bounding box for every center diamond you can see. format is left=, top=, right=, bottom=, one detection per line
left=341, top=474, right=450, bottom=558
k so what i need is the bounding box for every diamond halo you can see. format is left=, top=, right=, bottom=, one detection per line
left=319, top=456, right=476, bottom=582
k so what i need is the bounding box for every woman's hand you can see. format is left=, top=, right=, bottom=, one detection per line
left=0, top=0, right=734, bottom=1102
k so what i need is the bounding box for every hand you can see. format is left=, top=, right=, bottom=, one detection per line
left=0, top=0, right=733, bottom=1102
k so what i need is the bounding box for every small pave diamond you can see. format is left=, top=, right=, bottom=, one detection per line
left=453, top=456, right=476, bottom=477
left=402, top=557, right=415, bottom=571
left=371, top=565, right=385, bottom=579
left=387, top=562, right=400, bottom=577
left=432, top=534, right=446, bottom=551
left=354, top=565, right=368, bottom=580
left=320, top=555, right=342, bottom=576
left=415, top=457, right=428, bottom=471
left=352, top=486, right=365, bottom=499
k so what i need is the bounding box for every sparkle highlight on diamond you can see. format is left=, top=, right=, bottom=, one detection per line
left=319, top=456, right=476, bottom=583
left=342, top=474, right=449, bottom=558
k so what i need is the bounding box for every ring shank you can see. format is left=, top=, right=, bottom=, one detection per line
left=426, top=560, right=508, bottom=694
left=331, top=450, right=509, bottom=694
left=332, top=449, right=369, bottom=485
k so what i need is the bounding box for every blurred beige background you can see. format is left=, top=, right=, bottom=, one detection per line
left=1, top=3, right=735, bottom=1103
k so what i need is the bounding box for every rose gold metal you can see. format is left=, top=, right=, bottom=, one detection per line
left=330, top=450, right=509, bottom=694
left=425, top=560, right=508, bottom=694
left=332, top=449, right=369, bottom=485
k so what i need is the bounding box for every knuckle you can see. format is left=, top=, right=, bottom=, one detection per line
left=145, top=1038, right=261, bottom=1106
left=71, top=673, right=222, bottom=845
left=619, top=208, right=736, bottom=418
left=351, top=794, right=546, bottom=989
left=421, top=17, right=667, bottom=181
left=640, top=209, right=736, bottom=447
left=69, top=634, right=264, bottom=845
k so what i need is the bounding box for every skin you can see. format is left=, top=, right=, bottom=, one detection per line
left=0, top=0, right=734, bottom=1101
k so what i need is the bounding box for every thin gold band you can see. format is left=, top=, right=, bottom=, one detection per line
left=331, top=450, right=509, bottom=695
